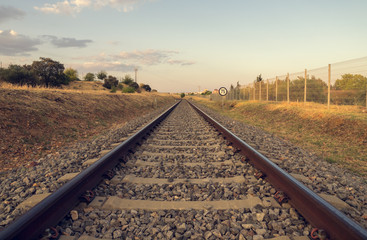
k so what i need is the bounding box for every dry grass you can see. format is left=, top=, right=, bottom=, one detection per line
left=192, top=97, right=367, bottom=177
left=0, top=83, right=175, bottom=171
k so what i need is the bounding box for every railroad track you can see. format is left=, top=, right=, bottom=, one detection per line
left=1, top=100, right=366, bottom=240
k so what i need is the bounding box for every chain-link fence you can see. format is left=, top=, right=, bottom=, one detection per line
left=222, top=56, right=367, bottom=108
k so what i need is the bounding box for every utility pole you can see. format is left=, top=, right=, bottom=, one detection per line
left=134, top=68, right=138, bottom=83
left=287, top=73, right=290, bottom=103
left=328, top=64, right=331, bottom=110
left=275, top=76, right=278, bottom=102
left=304, top=69, right=307, bottom=104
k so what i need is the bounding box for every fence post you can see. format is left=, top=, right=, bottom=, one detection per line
left=304, top=69, right=307, bottom=104
left=266, top=79, right=269, bottom=101
left=259, top=82, right=262, bottom=101
left=287, top=73, right=290, bottom=103
left=328, top=64, right=331, bottom=110
left=275, top=76, right=278, bottom=102
left=253, top=83, right=256, bottom=100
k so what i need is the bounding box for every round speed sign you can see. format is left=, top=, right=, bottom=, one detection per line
left=219, top=87, right=228, bottom=96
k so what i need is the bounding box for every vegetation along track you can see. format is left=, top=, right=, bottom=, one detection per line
left=1, top=100, right=367, bottom=240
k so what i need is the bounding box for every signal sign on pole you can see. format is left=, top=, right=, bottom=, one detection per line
left=219, top=87, right=228, bottom=96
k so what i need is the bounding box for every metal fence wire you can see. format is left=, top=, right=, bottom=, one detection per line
left=222, top=56, right=367, bottom=108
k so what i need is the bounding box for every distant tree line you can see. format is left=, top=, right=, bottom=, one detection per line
left=0, top=57, right=154, bottom=93
left=0, top=57, right=71, bottom=87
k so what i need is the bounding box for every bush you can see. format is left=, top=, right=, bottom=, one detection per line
left=122, top=75, right=134, bottom=85
left=140, top=84, right=152, bottom=92
left=129, top=82, right=139, bottom=90
left=122, top=86, right=135, bottom=93
left=180, top=93, right=185, bottom=98
left=103, top=75, right=118, bottom=89
left=110, top=86, right=117, bottom=93
left=84, top=73, right=95, bottom=81
left=64, top=68, right=79, bottom=82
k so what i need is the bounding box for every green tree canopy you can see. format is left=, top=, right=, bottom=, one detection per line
left=103, top=75, right=118, bottom=89
left=123, top=75, right=134, bottom=85
left=84, top=72, right=95, bottom=81
left=31, top=57, right=68, bottom=87
left=97, top=70, right=107, bottom=80
left=0, top=64, right=38, bottom=87
left=64, top=68, right=79, bottom=82
left=334, top=74, right=367, bottom=90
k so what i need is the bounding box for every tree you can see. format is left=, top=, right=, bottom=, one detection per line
left=103, top=75, right=118, bottom=89
left=97, top=70, right=107, bottom=81
left=334, top=74, right=367, bottom=90
left=122, top=75, right=134, bottom=85
left=84, top=72, right=95, bottom=81
left=64, top=68, right=79, bottom=82
left=256, top=74, right=263, bottom=82
left=31, top=57, right=68, bottom=87
left=0, top=64, right=38, bottom=87
left=180, top=93, right=185, bottom=98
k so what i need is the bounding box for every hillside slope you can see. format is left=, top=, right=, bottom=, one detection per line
left=0, top=89, right=175, bottom=171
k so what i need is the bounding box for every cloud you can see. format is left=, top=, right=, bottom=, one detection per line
left=33, top=0, right=93, bottom=15
left=34, top=0, right=154, bottom=15
left=70, top=61, right=136, bottom=72
left=113, top=49, right=178, bottom=65
left=0, top=5, right=25, bottom=23
left=73, top=49, right=195, bottom=70
left=42, top=35, right=93, bottom=48
left=167, top=59, right=196, bottom=66
left=0, top=30, right=41, bottom=56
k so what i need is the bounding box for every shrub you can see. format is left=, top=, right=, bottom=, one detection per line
left=122, top=75, right=134, bottom=85
left=180, top=93, right=185, bottom=98
left=110, top=86, right=117, bottom=93
left=103, top=75, right=118, bottom=89
left=122, top=86, right=135, bottom=93
left=84, top=72, right=95, bottom=81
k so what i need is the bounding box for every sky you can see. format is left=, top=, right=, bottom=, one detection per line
left=0, top=0, right=367, bottom=93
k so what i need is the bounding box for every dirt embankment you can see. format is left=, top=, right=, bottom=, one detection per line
left=0, top=89, right=175, bottom=170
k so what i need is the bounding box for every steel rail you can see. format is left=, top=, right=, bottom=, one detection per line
left=0, top=100, right=181, bottom=240
left=188, top=100, right=367, bottom=240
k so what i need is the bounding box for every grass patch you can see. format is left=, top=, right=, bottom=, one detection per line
left=0, top=86, right=175, bottom=171
left=192, top=97, right=367, bottom=178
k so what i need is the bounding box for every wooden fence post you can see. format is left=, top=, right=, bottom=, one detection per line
left=328, top=64, right=331, bottom=110
left=266, top=79, right=269, bottom=101
left=287, top=73, right=290, bottom=103
left=275, top=76, right=278, bottom=102
left=304, top=69, right=307, bottom=104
